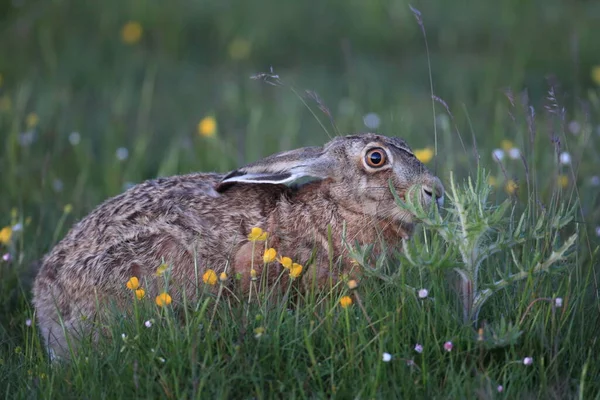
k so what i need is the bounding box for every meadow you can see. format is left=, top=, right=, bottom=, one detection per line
left=1, top=0, right=600, bottom=398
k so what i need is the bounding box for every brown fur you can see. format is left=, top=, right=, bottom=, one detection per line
left=32, top=133, right=444, bottom=359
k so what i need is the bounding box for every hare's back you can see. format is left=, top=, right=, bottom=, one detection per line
left=37, top=173, right=229, bottom=281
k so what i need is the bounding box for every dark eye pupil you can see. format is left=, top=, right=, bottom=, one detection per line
left=370, top=152, right=382, bottom=165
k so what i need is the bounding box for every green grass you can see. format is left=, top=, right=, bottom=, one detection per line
left=1, top=0, right=600, bottom=398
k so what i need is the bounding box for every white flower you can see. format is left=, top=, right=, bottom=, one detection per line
left=418, top=289, right=428, bottom=299
left=363, top=113, right=381, bottom=130
left=144, top=320, right=152, bottom=328
left=508, top=148, right=521, bottom=160
left=12, top=223, right=23, bottom=232
left=492, top=149, right=504, bottom=161
left=68, top=132, right=81, bottom=146
left=2, top=253, right=11, bottom=262
left=18, top=131, right=36, bottom=147
left=25, top=319, right=32, bottom=327
left=52, top=179, right=64, bottom=192
left=158, top=357, right=166, bottom=363
left=559, top=152, right=571, bottom=165
left=554, top=298, right=563, bottom=307
left=121, top=333, right=127, bottom=340
left=382, top=352, right=392, bottom=362
left=523, top=357, right=533, bottom=366
left=568, top=121, right=581, bottom=135
left=414, top=344, right=423, bottom=353
left=116, top=147, right=129, bottom=161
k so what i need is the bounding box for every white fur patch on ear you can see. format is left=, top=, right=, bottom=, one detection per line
left=221, top=172, right=296, bottom=185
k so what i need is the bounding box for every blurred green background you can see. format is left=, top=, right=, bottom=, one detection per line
left=1, top=0, right=599, bottom=259
left=1, top=2, right=600, bottom=395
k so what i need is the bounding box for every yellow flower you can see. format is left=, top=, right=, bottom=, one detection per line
left=414, top=148, right=434, bottom=164
left=26, top=112, right=39, bottom=129
left=591, top=66, right=600, bottom=86
left=219, top=272, right=228, bottom=282
left=155, top=292, right=172, bottom=307
left=63, top=204, right=73, bottom=214
left=250, top=269, right=258, bottom=280
left=0, top=95, right=12, bottom=112
left=248, top=227, right=268, bottom=242
left=278, top=256, right=292, bottom=269
left=228, top=38, right=252, bottom=60
left=347, top=280, right=358, bottom=290
left=0, top=226, right=12, bottom=245
left=126, top=277, right=139, bottom=290
left=500, top=140, right=514, bottom=152
left=289, top=263, right=303, bottom=278
left=487, top=176, right=497, bottom=188
left=155, top=263, right=169, bottom=276
left=339, top=296, right=353, bottom=308
left=505, top=179, right=518, bottom=195
left=254, top=326, right=265, bottom=338
left=558, top=174, right=569, bottom=188
left=197, top=116, right=217, bottom=138
left=135, top=288, right=145, bottom=300
left=202, top=269, right=218, bottom=285
left=121, top=21, right=143, bottom=45
left=263, top=248, right=277, bottom=263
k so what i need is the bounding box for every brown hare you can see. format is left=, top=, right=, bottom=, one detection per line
left=33, top=133, right=444, bottom=359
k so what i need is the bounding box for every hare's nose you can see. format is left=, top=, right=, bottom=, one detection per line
left=422, top=181, right=444, bottom=207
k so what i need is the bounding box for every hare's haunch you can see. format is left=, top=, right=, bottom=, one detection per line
left=33, top=133, right=444, bottom=359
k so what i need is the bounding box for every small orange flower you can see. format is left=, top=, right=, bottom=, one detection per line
left=126, top=277, right=139, bottom=290
left=155, top=292, right=172, bottom=307
left=248, top=227, right=268, bottom=242
left=278, top=256, right=292, bottom=269
left=135, top=288, right=145, bottom=300
left=414, top=148, right=434, bottom=164
left=263, top=248, right=277, bottom=263
left=289, top=263, right=303, bottom=278
left=591, top=66, right=600, bottom=86
left=0, top=226, right=12, bottom=245
left=219, top=272, right=228, bottom=282
left=250, top=269, right=258, bottom=280
left=203, top=269, right=218, bottom=285
left=347, top=280, right=358, bottom=290
left=505, top=179, right=518, bottom=195
left=197, top=116, right=217, bottom=138
left=500, top=139, right=514, bottom=152
left=121, top=21, right=143, bottom=45
left=339, top=296, right=353, bottom=308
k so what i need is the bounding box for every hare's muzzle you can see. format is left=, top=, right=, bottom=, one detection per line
left=421, top=176, right=444, bottom=208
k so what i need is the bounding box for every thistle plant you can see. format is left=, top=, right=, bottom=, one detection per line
left=397, top=168, right=576, bottom=324
left=348, top=168, right=577, bottom=326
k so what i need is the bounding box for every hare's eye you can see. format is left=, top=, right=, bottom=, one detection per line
left=365, top=149, right=387, bottom=168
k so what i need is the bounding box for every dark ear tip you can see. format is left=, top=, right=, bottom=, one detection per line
left=215, top=181, right=234, bottom=193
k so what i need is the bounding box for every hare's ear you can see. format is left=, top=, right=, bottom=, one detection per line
left=216, top=146, right=332, bottom=192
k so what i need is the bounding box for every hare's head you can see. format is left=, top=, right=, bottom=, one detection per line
left=218, top=133, right=443, bottom=231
